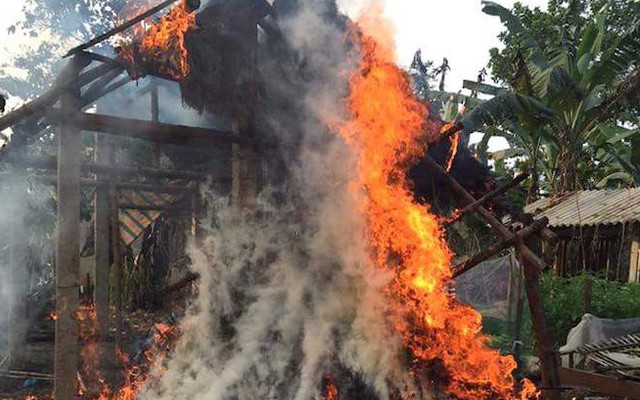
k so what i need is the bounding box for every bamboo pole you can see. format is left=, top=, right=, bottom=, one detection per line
left=447, top=173, right=529, bottom=224
left=452, top=217, right=549, bottom=277
left=424, top=156, right=545, bottom=270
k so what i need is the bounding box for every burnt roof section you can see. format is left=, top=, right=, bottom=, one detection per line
left=524, top=188, right=640, bottom=227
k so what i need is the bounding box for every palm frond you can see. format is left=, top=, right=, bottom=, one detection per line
left=482, top=1, right=543, bottom=57
left=463, top=92, right=555, bottom=132
left=587, top=20, right=640, bottom=86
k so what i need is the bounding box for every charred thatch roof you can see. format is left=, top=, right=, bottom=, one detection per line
left=179, top=0, right=271, bottom=120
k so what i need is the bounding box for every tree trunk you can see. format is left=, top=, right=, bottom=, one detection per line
left=554, top=134, right=579, bottom=196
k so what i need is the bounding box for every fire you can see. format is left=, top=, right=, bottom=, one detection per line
left=97, top=323, right=177, bottom=400
left=322, top=375, right=339, bottom=400
left=337, top=7, right=536, bottom=399
left=520, top=379, right=541, bottom=400
left=118, top=0, right=197, bottom=79
left=445, top=129, right=460, bottom=173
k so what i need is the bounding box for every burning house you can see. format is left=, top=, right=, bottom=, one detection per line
left=0, top=0, right=587, bottom=399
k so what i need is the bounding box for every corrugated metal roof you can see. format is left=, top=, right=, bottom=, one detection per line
left=523, top=188, right=640, bottom=227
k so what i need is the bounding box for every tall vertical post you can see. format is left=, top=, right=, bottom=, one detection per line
left=231, top=128, right=258, bottom=209
left=54, top=56, right=85, bottom=400
left=231, top=16, right=259, bottom=209
left=109, top=183, right=123, bottom=347
left=94, top=134, right=111, bottom=340
left=150, top=84, right=160, bottom=168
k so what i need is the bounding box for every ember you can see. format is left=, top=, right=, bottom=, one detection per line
left=322, top=376, right=339, bottom=400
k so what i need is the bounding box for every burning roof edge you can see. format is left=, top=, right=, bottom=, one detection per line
left=523, top=188, right=640, bottom=227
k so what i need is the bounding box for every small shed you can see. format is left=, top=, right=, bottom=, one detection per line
left=525, top=188, right=640, bottom=282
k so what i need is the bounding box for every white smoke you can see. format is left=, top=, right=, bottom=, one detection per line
left=142, top=1, right=416, bottom=399
left=0, top=174, right=51, bottom=367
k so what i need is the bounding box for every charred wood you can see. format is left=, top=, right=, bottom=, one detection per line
left=118, top=203, right=191, bottom=212
left=424, top=155, right=545, bottom=270
left=447, top=173, right=529, bottom=224
left=6, top=155, right=210, bottom=182
left=162, top=272, right=200, bottom=298
left=45, top=109, right=242, bottom=148
left=453, top=217, right=549, bottom=278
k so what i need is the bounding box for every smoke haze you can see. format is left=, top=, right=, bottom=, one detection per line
left=142, top=1, right=416, bottom=399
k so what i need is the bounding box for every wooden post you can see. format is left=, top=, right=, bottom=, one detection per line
left=506, top=253, right=516, bottom=334
left=513, top=257, right=525, bottom=361
left=54, top=56, right=87, bottom=400
left=231, top=133, right=257, bottom=210
left=583, top=274, right=592, bottom=314
left=150, top=84, right=160, bottom=168
left=627, top=223, right=640, bottom=283
left=94, top=134, right=111, bottom=340
left=231, top=13, right=259, bottom=210
left=190, top=185, right=200, bottom=238
left=109, top=183, right=123, bottom=347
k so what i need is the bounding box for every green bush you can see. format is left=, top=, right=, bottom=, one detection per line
left=540, top=273, right=640, bottom=345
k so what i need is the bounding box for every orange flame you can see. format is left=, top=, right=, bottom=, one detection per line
left=445, top=128, right=460, bottom=173
left=337, top=8, right=534, bottom=399
left=119, top=0, right=196, bottom=79
left=520, top=379, right=541, bottom=400
left=97, top=323, right=177, bottom=400
left=322, top=376, right=339, bottom=400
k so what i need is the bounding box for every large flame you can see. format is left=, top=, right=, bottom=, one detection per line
left=337, top=9, right=531, bottom=399
left=118, top=0, right=196, bottom=79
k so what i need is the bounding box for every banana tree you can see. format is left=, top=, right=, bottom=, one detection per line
left=464, top=2, right=640, bottom=197
left=594, top=125, right=640, bottom=187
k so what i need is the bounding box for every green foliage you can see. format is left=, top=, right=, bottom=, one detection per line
left=1, top=0, right=127, bottom=97
left=487, top=0, right=640, bottom=86
left=466, top=2, right=640, bottom=197
left=540, top=273, right=640, bottom=344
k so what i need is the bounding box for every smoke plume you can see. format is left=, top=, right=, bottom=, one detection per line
left=142, top=1, right=415, bottom=399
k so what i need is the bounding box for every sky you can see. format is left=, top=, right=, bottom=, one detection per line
left=0, top=0, right=548, bottom=92
left=0, top=0, right=548, bottom=148
left=0, top=0, right=549, bottom=149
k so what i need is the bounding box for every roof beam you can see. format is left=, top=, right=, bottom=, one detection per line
left=0, top=63, right=119, bottom=134
left=45, top=109, right=243, bottom=148
left=8, top=155, right=211, bottom=182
